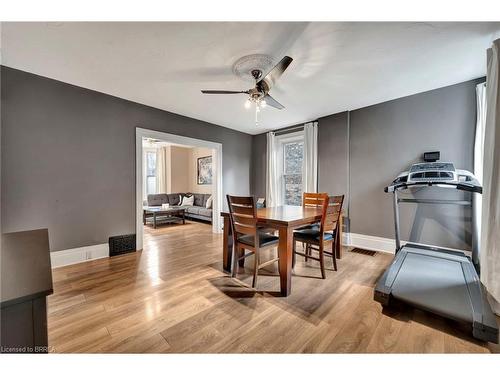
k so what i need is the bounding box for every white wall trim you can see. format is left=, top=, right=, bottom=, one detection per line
left=347, top=233, right=396, bottom=254
left=136, top=127, right=223, bottom=251
left=345, top=232, right=468, bottom=255
left=50, top=243, right=109, bottom=269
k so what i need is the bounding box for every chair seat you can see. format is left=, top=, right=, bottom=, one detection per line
left=297, top=223, right=320, bottom=231
left=294, top=228, right=335, bottom=242
left=238, top=232, right=279, bottom=247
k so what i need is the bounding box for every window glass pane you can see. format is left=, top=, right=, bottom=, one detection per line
left=147, top=176, right=156, bottom=195
left=284, top=174, right=302, bottom=205
left=284, top=142, right=303, bottom=174
left=146, top=152, right=156, bottom=177
left=283, top=141, right=304, bottom=206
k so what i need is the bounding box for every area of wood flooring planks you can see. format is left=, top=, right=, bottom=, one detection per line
left=47, top=221, right=499, bottom=353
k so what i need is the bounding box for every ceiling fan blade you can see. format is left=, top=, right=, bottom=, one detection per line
left=264, top=94, right=285, bottom=110
left=258, top=56, right=293, bottom=91
left=201, top=90, right=249, bottom=94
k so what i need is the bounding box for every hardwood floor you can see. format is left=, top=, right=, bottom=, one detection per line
left=48, top=221, right=499, bottom=353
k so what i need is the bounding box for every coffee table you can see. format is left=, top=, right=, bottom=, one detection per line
left=143, top=207, right=186, bottom=228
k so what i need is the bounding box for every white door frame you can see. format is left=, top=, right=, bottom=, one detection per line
left=135, top=127, right=223, bottom=250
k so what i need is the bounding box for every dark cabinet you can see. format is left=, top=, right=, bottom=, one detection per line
left=1, top=229, right=53, bottom=353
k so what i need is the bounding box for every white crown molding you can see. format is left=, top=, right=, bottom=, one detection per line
left=50, top=243, right=109, bottom=269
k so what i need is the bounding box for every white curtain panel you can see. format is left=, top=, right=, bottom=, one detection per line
left=473, top=83, right=486, bottom=261
left=481, top=39, right=500, bottom=314
left=156, top=146, right=168, bottom=193
left=303, top=122, right=319, bottom=193
left=266, top=131, right=279, bottom=207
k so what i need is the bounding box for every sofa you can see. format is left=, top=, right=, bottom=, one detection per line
left=147, top=193, right=213, bottom=223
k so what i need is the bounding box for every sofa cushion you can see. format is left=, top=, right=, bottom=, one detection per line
left=185, top=206, right=200, bottom=215
left=167, top=193, right=184, bottom=206
left=192, top=193, right=205, bottom=207
left=198, top=208, right=212, bottom=217
left=181, top=195, right=194, bottom=206
left=147, top=194, right=169, bottom=206
left=205, top=196, right=213, bottom=209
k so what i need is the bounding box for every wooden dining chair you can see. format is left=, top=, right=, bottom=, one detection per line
left=226, top=195, right=280, bottom=289
left=303, top=192, right=329, bottom=209
left=292, top=194, right=345, bottom=279
left=299, top=192, right=328, bottom=259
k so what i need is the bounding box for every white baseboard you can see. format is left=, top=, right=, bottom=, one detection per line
left=51, top=243, right=109, bottom=269
left=50, top=233, right=392, bottom=269
left=345, top=233, right=396, bottom=254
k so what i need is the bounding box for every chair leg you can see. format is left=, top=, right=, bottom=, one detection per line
left=292, top=240, right=297, bottom=269
left=319, top=243, right=326, bottom=279
left=331, top=240, right=338, bottom=271
left=252, top=250, right=259, bottom=288
left=231, top=244, right=239, bottom=278
left=238, top=248, right=245, bottom=267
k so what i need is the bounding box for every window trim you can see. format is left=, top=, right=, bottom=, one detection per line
left=143, top=147, right=157, bottom=200
left=275, top=131, right=305, bottom=206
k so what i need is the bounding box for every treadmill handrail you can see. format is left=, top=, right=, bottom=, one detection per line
left=385, top=180, right=482, bottom=194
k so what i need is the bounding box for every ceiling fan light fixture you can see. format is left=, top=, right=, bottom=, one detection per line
left=202, top=55, right=293, bottom=126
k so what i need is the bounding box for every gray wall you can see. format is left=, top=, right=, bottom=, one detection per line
left=251, top=78, right=483, bottom=250
left=317, top=112, right=349, bottom=227
left=349, top=78, right=482, bottom=250
left=1, top=66, right=252, bottom=251
left=251, top=133, right=267, bottom=200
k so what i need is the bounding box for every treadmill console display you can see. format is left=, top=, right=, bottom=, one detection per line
left=385, top=161, right=482, bottom=194
left=408, top=162, right=456, bottom=183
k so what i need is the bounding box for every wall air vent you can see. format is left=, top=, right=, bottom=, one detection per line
left=109, top=234, right=136, bottom=257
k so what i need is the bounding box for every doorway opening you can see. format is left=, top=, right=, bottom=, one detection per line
left=135, top=127, right=223, bottom=250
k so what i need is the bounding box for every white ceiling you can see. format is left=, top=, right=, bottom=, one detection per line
left=2, top=22, right=500, bottom=135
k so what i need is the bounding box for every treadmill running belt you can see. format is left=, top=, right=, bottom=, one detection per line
left=392, top=250, right=473, bottom=322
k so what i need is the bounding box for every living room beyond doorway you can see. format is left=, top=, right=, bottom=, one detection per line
left=136, top=128, right=223, bottom=250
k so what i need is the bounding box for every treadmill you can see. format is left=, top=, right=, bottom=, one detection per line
left=374, top=152, right=499, bottom=343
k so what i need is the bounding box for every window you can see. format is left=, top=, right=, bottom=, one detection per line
left=277, top=133, right=304, bottom=206
left=145, top=150, right=157, bottom=196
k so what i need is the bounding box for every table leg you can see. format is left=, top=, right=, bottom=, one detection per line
left=336, top=214, right=343, bottom=259
left=278, top=226, right=293, bottom=297
left=222, top=216, right=232, bottom=273
left=153, top=212, right=157, bottom=229
left=182, top=210, right=185, bottom=224
left=143, top=211, right=146, bottom=225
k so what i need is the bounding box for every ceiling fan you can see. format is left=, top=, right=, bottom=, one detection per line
left=201, top=56, right=293, bottom=124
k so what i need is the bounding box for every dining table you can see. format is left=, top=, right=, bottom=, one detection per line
left=221, top=205, right=344, bottom=296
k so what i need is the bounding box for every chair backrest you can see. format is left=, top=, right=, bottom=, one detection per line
left=226, top=195, right=258, bottom=247
left=303, top=192, right=328, bottom=208
left=321, top=195, right=344, bottom=234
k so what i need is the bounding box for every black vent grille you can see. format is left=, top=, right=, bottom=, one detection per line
left=109, top=234, right=136, bottom=257
left=351, top=248, right=377, bottom=256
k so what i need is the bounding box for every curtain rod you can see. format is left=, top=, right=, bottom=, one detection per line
left=273, top=122, right=316, bottom=135
left=273, top=125, right=304, bottom=135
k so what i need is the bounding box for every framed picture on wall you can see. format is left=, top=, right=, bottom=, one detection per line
left=197, top=156, right=212, bottom=185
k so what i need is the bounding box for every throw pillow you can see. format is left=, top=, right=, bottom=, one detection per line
left=181, top=195, right=194, bottom=206
left=206, top=195, right=213, bottom=209
left=178, top=194, right=183, bottom=206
